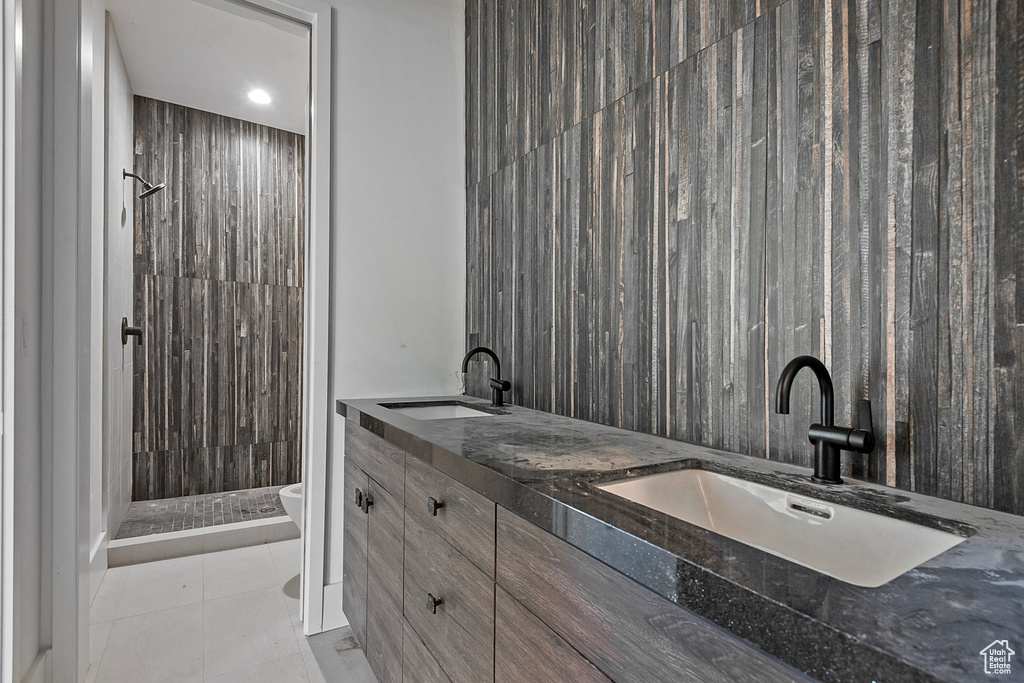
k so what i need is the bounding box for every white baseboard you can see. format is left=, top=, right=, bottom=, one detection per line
left=89, top=531, right=108, bottom=603
left=319, top=581, right=349, bottom=633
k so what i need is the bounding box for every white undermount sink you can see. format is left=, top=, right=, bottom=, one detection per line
left=597, top=469, right=967, bottom=588
left=383, top=402, right=492, bottom=420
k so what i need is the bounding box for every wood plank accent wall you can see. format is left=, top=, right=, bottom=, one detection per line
left=132, top=96, right=305, bottom=500
left=465, top=0, right=1024, bottom=515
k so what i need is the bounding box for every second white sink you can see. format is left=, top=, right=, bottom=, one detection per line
left=384, top=402, right=492, bottom=420
left=597, top=469, right=966, bottom=587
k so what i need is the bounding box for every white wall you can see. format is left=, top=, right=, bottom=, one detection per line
left=100, top=12, right=133, bottom=569
left=325, top=0, right=466, bottom=592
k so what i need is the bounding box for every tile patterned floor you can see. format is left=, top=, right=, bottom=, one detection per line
left=87, top=539, right=376, bottom=682
left=115, top=487, right=287, bottom=539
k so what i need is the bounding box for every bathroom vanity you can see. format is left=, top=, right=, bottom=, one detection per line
left=337, top=397, right=1024, bottom=683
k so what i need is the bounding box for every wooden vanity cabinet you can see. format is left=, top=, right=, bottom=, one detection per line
left=342, top=424, right=494, bottom=683
left=342, top=421, right=804, bottom=683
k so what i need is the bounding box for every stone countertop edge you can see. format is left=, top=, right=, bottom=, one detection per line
left=336, top=395, right=1024, bottom=683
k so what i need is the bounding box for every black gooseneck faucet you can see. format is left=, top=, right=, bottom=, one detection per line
left=461, top=346, right=511, bottom=407
left=775, top=355, right=875, bottom=484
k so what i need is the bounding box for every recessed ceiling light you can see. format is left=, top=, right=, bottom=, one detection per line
left=248, top=89, right=271, bottom=105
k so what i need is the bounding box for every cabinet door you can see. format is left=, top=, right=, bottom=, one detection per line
left=342, top=459, right=368, bottom=647
left=365, top=479, right=405, bottom=683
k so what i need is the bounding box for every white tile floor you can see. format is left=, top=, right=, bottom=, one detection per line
left=87, top=539, right=376, bottom=682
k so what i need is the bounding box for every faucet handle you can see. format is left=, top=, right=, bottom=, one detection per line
left=489, top=378, right=511, bottom=392
left=852, top=400, right=875, bottom=453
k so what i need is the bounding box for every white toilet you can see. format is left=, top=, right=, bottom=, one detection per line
left=280, top=483, right=303, bottom=529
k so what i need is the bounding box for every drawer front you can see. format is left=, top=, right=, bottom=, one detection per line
left=495, top=586, right=611, bottom=683
left=405, top=454, right=496, bottom=576
left=345, top=423, right=405, bottom=502
left=341, top=460, right=368, bottom=647
left=365, top=481, right=404, bottom=683
left=496, top=507, right=811, bottom=683
left=403, top=618, right=452, bottom=683
left=404, top=509, right=494, bottom=683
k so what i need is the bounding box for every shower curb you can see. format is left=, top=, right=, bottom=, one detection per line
left=107, top=516, right=300, bottom=567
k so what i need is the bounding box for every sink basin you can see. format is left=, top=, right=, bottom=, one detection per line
left=382, top=402, right=492, bottom=420
left=597, top=469, right=966, bottom=587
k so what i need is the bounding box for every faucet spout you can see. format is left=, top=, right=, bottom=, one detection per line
left=775, top=355, right=835, bottom=427
left=462, top=346, right=509, bottom=407
left=461, top=346, right=500, bottom=376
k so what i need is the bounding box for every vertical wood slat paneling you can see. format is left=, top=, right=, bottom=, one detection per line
left=990, top=0, right=1024, bottom=513
left=132, top=97, right=305, bottom=500
left=466, top=0, right=1024, bottom=516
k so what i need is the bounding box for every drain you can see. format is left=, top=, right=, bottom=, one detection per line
left=260, top=506, right=276, bottom=513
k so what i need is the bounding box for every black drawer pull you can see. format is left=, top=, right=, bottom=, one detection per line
left=426, top=592, right=443, bottom=614
left=428, top=496, right=445, bottom=516
left=354, top=488, right=363, bottom=508
left=361, top=492, right=374, bottom=514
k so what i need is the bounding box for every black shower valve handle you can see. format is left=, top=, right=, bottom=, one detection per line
left=121, top=317, right=142, bottom=346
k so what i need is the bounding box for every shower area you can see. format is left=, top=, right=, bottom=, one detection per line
left=111, top=95, right=306, bottom=541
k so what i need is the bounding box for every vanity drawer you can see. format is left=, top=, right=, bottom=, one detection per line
left=403, top=618, right=451, bottom=683
left=495, top=585, right=611, bottom=683
left=404, top=509, right=494, bottom=683
left=405, top=454, right=495, bottom=576
left=496, top=507, right=811, bottom=683
left=345, top=423, right=405, bottom=502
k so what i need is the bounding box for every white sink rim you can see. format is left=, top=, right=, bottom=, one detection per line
left=382, top=401, right=493, bottom=420
left=596, top=468, right=967, bottom=588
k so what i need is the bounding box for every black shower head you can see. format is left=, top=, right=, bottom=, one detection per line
left=123, top=169, right=165, bottom=199
left=139, top=182, right=165, bottom=199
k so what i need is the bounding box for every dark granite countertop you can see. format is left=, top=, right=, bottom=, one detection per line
left=337, top=396, right=1024, bottom=683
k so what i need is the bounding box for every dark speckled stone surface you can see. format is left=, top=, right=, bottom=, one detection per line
left=338, top=396, right=1024, bottom=683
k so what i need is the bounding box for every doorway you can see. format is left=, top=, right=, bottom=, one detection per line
left=81, top=0, right=333, bottom=679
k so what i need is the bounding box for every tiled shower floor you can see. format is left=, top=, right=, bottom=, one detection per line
left=114, top=486, right=288, bottom=540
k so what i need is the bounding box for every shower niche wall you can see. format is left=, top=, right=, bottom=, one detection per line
left=131, top=95, right=305, bottom=502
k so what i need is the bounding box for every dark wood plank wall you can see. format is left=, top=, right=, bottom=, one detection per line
left=132, top=96, right=305, bottom=500
left=465, top=0, right=1024, bottom=515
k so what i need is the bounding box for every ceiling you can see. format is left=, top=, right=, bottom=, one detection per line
left=105, top=0, right=309, bottom=135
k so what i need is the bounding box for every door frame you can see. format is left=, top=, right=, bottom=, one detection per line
left=0, top=0, right=11, bottom=678
left=49, top=0, right=334, bottom=678
left=236, top=0, right=334, bottom=636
